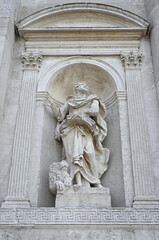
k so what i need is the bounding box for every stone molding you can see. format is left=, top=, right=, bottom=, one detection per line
left=17, top=3, right=149, bottom=30
left=36, top=91, right=126, bottom=110
left=21, top=52, right=43, bottom=71
left=25, top=41, right=140, bottom=56
left=16, top=3, right=149, bottom=45
left=120, top=51, right=142, bottom=69
left=0, top=208, right=159, bottom=225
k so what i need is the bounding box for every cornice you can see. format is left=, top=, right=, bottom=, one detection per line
left=16, top=3, right=149, bottom=41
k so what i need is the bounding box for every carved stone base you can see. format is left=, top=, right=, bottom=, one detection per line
left=2, top=198, right=31, bottom=208
left=55, top=186, right=111, bottom=208
left=133, top=196, right=159, bottom=208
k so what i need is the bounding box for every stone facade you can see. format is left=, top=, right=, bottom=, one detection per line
left=0, top=0, right=159, bottom=239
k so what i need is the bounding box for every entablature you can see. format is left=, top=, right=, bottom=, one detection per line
left=16, top=3, right=149, bottom=54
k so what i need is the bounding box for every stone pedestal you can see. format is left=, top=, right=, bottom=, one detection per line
left=55, top=187, right=111, bottom=208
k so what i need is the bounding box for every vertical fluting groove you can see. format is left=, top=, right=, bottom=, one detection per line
left=136, top=70, right=153, bottom=195
left=7, top=69, right=38, bottom=199
left=128, top=70, right=140, bottom=196
left=21, top=76, right=31, bottom=197
left=8, top=71, right=29, bottom=197
left=128, top=70, right=146, bottom=196
left=126, top=68, right=155, bottom=197
left=15, top=75, right=29, bottom=197
left=15, top=72, right=31, bottom=197
left=19, top=71, right=36, bottom=198
left=22, top=71, right=37, bottom=197
left=19, top=73, right=32, bottom=197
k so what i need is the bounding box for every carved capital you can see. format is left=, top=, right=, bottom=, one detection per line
left=120, top=51, right=142, bottom=69
left=21, top=52, right=43, bottom=70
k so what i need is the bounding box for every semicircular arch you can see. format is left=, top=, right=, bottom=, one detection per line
left=37, top=57, right=125, bottom=103
left=17, top=3, right=148, bottom=30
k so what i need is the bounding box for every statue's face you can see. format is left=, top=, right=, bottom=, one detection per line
left=75, top=82, right=89, bottom=94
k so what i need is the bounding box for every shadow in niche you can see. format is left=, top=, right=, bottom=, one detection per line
left=37, top=107, right=62, bottom=207
left=101, top=102, right=125, bottom=207
left=37, top=62, right=125, bottom=207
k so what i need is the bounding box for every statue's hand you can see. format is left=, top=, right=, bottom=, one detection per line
left=44, top=100, right=60, bottom=118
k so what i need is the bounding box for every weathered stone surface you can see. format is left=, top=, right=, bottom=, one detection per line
left=20, top=0, right=147, bottom=20
left=145, top=0, right=159, bottom=106
left=56, top=187, right=111, bottom=208
left=0, top=228, right=159, bottom=240
left=0, top=1, right=159, bottom=238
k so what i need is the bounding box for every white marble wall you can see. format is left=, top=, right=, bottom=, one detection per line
left=0, top=0, right=20, bottom=143
left=0, top=0, right=22, bottom=205
left=0, top=227, right=159, bottom=240
left=0, top=0, right=159, bottom=238
left=20, top=0, right=147, bottom=19
left=0, top=0, right=158, bottom=206
left=145, top=0, right=159, bottom=105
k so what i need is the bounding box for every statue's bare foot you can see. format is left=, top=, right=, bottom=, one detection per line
left=73, top=183, right=82, bottom=191
left=94, top=183, right=104, bottom=188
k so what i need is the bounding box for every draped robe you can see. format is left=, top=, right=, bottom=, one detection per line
left=55, top=94, right=110, bottom=185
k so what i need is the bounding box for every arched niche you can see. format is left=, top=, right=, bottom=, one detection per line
left=36, top=59, right=125, bottom=208
left=47, top=63, right=116, bottom=103
left=38, top=57, right=124, bottom=95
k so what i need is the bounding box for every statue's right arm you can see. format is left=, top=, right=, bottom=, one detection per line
left=43, top=99, right=59, bottom=118
left=44, top=99, right=69, bottom=121
left=57, top=102, right=69, bottom=122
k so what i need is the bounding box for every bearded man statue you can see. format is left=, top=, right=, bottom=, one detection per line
left=48, top=81, right=110, bottom=189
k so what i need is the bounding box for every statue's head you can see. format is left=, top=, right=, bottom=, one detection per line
left=75, top=81, right=89, bottom=94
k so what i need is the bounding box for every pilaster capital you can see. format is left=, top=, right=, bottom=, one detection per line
left=120, top=51, right=142, bottom=70
left=21, top=52, right=43, bottom=71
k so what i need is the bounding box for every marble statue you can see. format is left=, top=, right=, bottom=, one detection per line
left=48, top=82, right=109, bottom=192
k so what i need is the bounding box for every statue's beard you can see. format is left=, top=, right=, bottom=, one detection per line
left=76, top=88, right=89, bottom=94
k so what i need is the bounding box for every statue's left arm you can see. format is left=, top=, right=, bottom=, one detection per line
left=84, top=99, right=99, bottom=116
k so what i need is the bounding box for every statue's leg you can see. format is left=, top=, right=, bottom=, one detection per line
left=74, top=171, right=82, bottom=186
left=81, top=177, right=90, bottom=187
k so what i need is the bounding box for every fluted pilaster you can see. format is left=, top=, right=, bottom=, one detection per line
left=2, top=52, right=42, bottom=208
left=121, top=52, right=158, bottom=207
